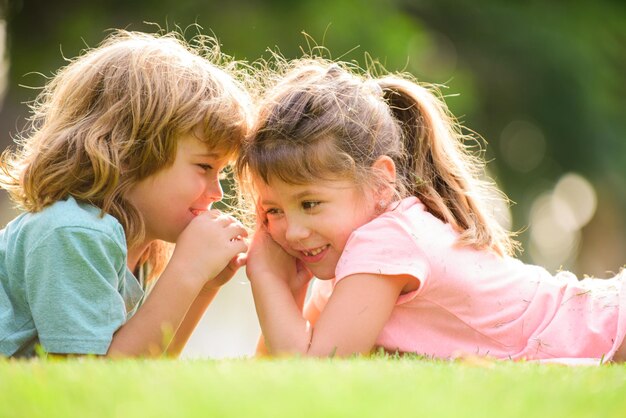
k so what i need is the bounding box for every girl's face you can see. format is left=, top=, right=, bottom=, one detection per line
left=125, top=133, right=228, bottom=244
left=256, top=177, right=379, bottom=280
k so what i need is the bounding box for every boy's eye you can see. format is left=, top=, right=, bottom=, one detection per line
left=302, top=201, right=321, bottom=211
left=197, top=164, right=213, bottom=171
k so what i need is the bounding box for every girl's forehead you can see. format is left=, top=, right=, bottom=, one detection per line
left=256, top=177, right=363, bottom=197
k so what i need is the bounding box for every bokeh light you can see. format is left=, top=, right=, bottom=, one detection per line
left=528, top=173, right=597, bottom=272
left=552, top=173, right=597, bottom=232
left=500, top=120, right=546, bottom=173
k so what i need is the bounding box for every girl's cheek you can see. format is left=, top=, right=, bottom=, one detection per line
left=266, top=221, right=284, bottom=242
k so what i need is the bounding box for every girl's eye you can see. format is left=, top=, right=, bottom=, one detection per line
left=302, top=201, right=321, bottom=211
left=264, top=208, right=283, bottom=218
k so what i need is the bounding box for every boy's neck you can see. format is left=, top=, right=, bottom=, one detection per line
left=127, top=243, right=151, bottom=274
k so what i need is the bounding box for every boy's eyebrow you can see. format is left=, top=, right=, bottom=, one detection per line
left=194, top=152, right=223, bottom=158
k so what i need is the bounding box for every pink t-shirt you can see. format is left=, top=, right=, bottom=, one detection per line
left=310, top=197, right=626, bottom=362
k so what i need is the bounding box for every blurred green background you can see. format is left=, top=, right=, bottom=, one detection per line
left=1, top=2, right=625, bottom=291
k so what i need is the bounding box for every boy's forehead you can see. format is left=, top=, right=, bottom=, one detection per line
left=179, top=134, right=234, bottom=159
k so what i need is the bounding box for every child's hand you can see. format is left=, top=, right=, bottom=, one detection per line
left=247, top=226, right=313, bottom=295
left=201, top=251, right=247, bottom=292
left=170, top=210, right=248, bottom=288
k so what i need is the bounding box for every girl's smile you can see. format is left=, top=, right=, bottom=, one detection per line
left=299, top=244, right=330, bottom=263
left=256, top=178, right=379, bottom=279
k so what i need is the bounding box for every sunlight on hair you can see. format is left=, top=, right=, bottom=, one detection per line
left=499, top=120, right=546, bottom=173
left=483, top=170, right=512, bottom=232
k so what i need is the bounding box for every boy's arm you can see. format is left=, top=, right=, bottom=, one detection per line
left=165, top=254, right=245, bottom=357
left=106, top=261, right=205, bottom=357
left=108, top=212, right=247, bottom=357
left=163, top=288, right=219, bottom=357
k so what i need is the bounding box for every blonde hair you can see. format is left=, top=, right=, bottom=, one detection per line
left=238, top=58, right=516, bottom=256
left=0, top=30, right=253, bottom=279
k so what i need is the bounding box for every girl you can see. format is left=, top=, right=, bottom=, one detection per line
left=238, top=59, right=626, bottom=363
left=0, top=30, right=251, bottom=358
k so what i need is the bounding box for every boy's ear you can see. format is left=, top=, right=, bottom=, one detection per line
left=371, top=155, right=396, bottom=200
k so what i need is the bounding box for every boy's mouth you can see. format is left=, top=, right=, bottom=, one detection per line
left=190, top=208, right=207, bottom=216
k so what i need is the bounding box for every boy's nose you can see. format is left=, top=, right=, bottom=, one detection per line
left=203, top=180, right=223, bottom=207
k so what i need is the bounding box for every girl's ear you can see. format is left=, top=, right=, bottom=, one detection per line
left=371, top=155, right=396, bottom=202
left=372, top=155, right=396, bottom=185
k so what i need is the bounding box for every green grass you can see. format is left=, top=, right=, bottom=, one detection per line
left=1, top=357, right=625, bottom=418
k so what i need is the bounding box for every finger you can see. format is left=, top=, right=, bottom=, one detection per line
left=225, top=223, right=249, bottom=240
left=191, top=209, right=221, bottom=221
left=296, top=259, right=313, bottom=279
left=230, top=238, right=248, bottom=254
left=233, top=253, right=247, bottom=268
left=207, top=209, right=222, bottom=218
left=237, top=253, right=248, bottom=265
left=213, top=214, right=238, bottom=226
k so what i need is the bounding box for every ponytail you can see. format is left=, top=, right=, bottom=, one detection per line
left=239, top=57, right=515, bottom=256
left=377, top=76, right=516, bottom=256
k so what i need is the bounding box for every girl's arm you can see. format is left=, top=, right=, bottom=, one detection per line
left=252, top=271, right=411, bottom=356
left=107, top=212, right=247, bottom=357
left=247, top=228, right=415, bottom=357
left=256, top=298, right=322, bottom=356
left=255, top=261, right=314, bottom=357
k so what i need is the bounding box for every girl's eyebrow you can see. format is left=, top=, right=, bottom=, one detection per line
left=293, top=190, right=315, bottom=200
left=261, top=190, right=313, bottom=206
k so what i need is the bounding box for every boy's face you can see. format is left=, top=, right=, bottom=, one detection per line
left=256, top=178, right=378, bottom=280
left=125, top=133, right=229, bottom=244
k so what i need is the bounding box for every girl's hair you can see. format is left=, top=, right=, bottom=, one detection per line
left=0, top=30, right=253, bottom=278
left=238, top=58, right=516, bottom=256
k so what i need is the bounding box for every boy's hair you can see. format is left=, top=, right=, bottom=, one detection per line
left=0, top=30, right=253, bottom=278
left=237, top=58, right=516, bottom=256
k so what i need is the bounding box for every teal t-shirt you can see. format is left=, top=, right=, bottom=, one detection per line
left=0, top=197, right=147, bottom=357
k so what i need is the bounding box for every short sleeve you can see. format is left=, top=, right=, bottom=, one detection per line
left=334, top=217, right=430, bottom=302
left=23, top=227, right=128, bottom=355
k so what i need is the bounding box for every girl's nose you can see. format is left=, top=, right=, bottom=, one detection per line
left=285, top=219, right=311, bottom=243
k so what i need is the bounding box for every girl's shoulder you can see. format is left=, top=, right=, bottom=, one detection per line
left=342, top=197, right=433, bottom=260
left=344, top=196, right=459, bottom=263
left=373, top=196, right=455, bottom=240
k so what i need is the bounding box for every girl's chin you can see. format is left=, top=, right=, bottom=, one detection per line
left=306, top=266, right=336, bottom=280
